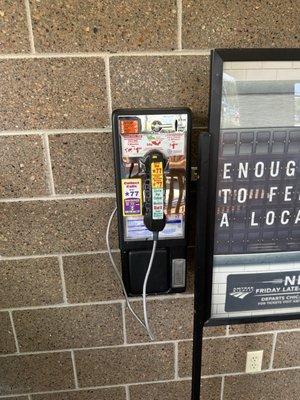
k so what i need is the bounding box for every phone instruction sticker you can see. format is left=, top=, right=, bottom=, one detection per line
left=121, top=179, right=142, bottom=217
left=151, top=162, right=164, bottom=220
left=121, top=132, right=185, bottom=158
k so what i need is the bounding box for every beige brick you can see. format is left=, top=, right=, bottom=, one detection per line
left=0, top=0, right=30, bottom=53
left=273, top=331, right=300, bottom=368
left=49, top=132, right=114, bottom=194
left=0, top=258, right=63, bottom=308
left=63, top=253, right=122, bottom=303
left=32, top=388, right=126, bottom=400
left=75, top=344, right=174, bottom=386
left=110, top=56, right=209, bottom=126
left=30, top=0, right=177, bottom=53
left=203, top=325, right=226, bottom=338
left=0, top=135, right=48, bottom=198
left=0, top=58, right=108, bottom=130
left=182, top=0, right=300, bottom=49
left=229, top=320, right=300, bottom=335
left=0, top=352, right=74, bottom=395
left=14, top=304, right=123, bottom=351
left=0, top=312, right=16, bottom=354
left=0, top=397, right=28, bottom=400
left=0, top=198, right=116, bottom=256
left=126, top=297, right=200, bottom=343
left=130, top=378, right=222, bottom=400
left=223, top=369, right=300, bottom=400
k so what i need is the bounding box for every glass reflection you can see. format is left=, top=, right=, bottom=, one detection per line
left=221, top=61, right=300, bottom=129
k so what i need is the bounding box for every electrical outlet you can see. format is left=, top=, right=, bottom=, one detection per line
left=245, top=350, right=264, bottom=373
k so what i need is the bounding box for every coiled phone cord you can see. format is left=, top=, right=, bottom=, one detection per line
left=106, top=207, right=155, bottom=341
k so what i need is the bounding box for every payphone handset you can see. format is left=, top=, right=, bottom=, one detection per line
left=142, top=150, right=167, bottom=233
left=109, top=108, right=192, bottom=340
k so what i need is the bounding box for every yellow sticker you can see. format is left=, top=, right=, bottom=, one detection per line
left=151, top=162, right=164, bottom=188
left=151, top=161, right=164, bottom=220
left=121, top=178, right=142, bottom=217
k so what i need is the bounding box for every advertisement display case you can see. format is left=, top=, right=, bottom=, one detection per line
left=192, top=48, right=300, bottom=400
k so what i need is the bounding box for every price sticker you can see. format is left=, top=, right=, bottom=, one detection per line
left=121, top=179, right=142, bottom=217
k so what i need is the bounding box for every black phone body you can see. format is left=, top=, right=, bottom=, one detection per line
left=112, top=108, right=192, bottom=295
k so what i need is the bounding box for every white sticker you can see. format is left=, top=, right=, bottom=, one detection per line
left=152, top=188, right=164, bottom=220
left=121, top=132, right=185, bottom=158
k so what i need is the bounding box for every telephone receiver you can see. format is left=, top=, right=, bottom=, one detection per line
left=141, top=150, right=167, bottom=233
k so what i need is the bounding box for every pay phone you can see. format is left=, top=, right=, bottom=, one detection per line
left=112, top=108, right=191, bottom=294
left=107, top=108, right=191, bottom=339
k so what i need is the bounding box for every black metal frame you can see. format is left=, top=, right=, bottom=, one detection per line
left=206, top=48, right=300, bottom=327
left=192, top=48, right=300, bottom=400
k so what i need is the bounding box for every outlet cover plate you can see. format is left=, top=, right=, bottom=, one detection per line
left=246, top=350, right=264, bottom=373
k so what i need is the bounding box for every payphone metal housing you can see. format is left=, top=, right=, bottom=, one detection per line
left=112, top=108, right=192, bottom=296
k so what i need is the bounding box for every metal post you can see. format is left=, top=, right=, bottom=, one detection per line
left=191, top=133, right=210, bottom=399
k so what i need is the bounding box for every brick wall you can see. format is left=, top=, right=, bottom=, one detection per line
left=0, top=1, right=299, bottom=399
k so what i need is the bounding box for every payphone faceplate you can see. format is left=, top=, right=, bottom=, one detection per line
left=113, top=108, right=191, bottom=295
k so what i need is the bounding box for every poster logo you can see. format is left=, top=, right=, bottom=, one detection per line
left=229, top=287, right=254, bottom=299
